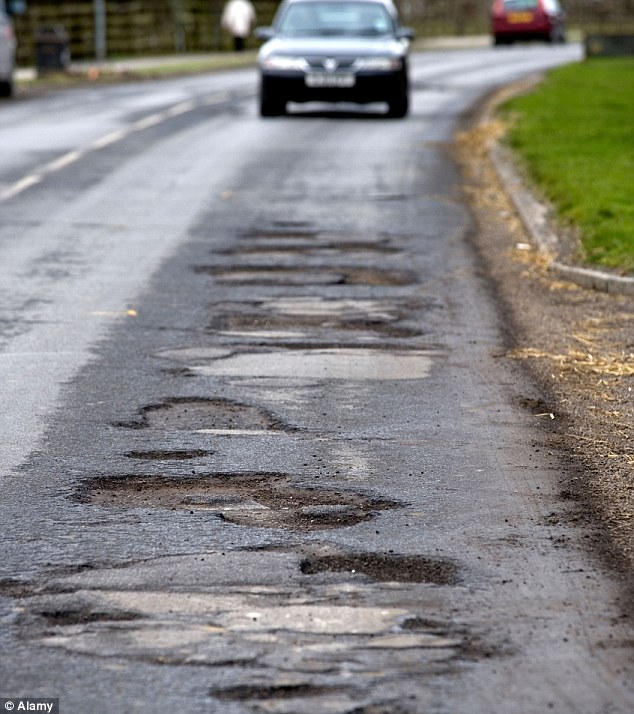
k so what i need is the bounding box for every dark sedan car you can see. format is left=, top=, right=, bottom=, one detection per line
left=256, top=0, right=414, bottom=117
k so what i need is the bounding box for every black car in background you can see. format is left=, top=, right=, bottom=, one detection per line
left=0, top=0, right=17, bottom=97
left=256, top=0, right=414, bottom=117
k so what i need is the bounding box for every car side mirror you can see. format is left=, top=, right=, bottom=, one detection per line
left=397, top=27, right=415, bottom=41
left=255, top=26, right=275, bottom=41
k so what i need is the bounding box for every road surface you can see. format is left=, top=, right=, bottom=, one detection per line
left=1, top=44, right=632, bottom=713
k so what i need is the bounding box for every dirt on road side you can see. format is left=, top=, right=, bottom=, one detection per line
left=454, top=109, right=634, bottom=591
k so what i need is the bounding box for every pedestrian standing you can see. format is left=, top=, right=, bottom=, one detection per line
left=221, top=0, right=256, bottom=52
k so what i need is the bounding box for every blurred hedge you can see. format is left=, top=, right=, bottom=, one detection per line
left=14, top=0, right=634, bottom=65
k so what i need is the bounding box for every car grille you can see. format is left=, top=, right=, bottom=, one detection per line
left=305, top=57, right=357, bottom=71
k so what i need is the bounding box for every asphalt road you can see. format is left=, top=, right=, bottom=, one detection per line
left=2, top=44, right=633, bottom=713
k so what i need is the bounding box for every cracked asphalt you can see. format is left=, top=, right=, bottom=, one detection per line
left=1, top=44, right=633, bottom=713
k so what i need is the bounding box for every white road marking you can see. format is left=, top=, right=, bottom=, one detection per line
left=0, top=88, right=252, bottom=203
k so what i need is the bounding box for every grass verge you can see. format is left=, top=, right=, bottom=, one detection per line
left=500, top=57, right=634, bottom=274
left=17, top=52, right=257, bottom=91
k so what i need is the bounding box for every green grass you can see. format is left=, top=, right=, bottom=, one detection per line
left=501, top=57, right=634, bottom=273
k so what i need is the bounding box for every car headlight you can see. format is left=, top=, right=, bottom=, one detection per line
left=354, top=57, right=401, bottom=71
left=261, top=55, right=309, bottom=71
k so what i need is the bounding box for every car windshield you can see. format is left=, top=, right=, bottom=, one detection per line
left=277, top=1, right=395, bottom=38
left=503, top=0, right=539, bottom=9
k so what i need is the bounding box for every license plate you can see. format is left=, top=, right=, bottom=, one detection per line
left=507, top=11, right=534, bottom=23
left=305, top=74, right=356, bottom=88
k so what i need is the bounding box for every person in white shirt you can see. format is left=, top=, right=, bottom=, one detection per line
left=221, top=0, right=257, bottom=51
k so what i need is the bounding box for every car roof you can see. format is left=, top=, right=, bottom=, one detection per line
left=275, top=0, right=400, bottom=19
left=271, top=0, right=403, bottom=33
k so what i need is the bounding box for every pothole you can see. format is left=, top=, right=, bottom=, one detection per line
left=219, top=241, right=398, bottom=256
left=0, top=578, right=38, bottom=598
left=208, top=297, right=422, bottom=322
left=124, top=449, right=212, bottom=460
left=400, top=616, right=450, bottom=632
left=211, top=314, right=420, bottom=339
left=240, top=230, right=319, bottom=240
left=74, top=473, right=402, bottom=531
left=195, top=265, right=416, bottom=287
left=260, top=297, right=410, bottom=320
left=206, top=297, right=424, bottom=338
left=160, top=366, right=197, bottom=378
left=40, top=607, right=141, bottom=627
left=114, top=397, right=293, bottom=433
left=300, top=553, right=458, bottom=585
left=213, top=683, right=350, bottom=702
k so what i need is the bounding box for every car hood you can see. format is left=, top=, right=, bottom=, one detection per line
left=259, top=36, right=407, bottom=59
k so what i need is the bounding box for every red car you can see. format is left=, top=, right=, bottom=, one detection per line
left=491, top=0, right=566, bottom=45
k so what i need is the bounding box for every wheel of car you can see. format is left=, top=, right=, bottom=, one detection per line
left=259, top=91, right=286, bottom=117
left=387, top=90, right=408, bottom=119
left=0, top=79, right=13, bottom=98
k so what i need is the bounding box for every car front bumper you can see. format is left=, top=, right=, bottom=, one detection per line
left=260, top=70, right=407, bottom=105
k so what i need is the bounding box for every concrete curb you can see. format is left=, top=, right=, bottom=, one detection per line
left=485, top=88, right=634, bottom=297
